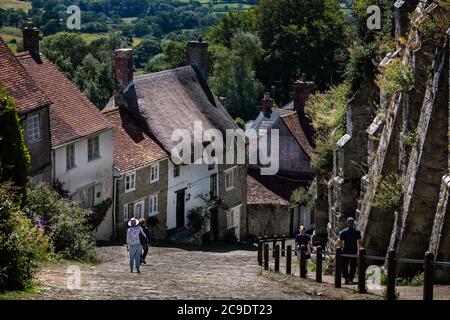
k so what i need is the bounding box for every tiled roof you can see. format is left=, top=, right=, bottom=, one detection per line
left=103, top=108, right=169, bottom=173
left=247, top=174, right=288, bottom=205
left=248, top=168, right=311, bottom=203
left=17, top=52, right=113, bottom=147
left=0, top=37, right=50, bottom=113
left=280, top=112, right=314, bottom=158
left=106, top=66, right=238, bottom=153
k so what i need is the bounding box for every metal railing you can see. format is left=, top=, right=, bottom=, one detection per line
left=256, top=236, right=450, bottom=301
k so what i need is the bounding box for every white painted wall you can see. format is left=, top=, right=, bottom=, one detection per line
left=166, top=162, right=218, bottom=230
left=53, top=129, right=114, bottom=240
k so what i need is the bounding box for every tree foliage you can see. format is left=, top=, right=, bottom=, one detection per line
left=0, top=88, right=31, bottom=190
left=254, top=0, right=346, bottom=100
left=210, top=32, right=263, bottom=121
left=0, top=185, right=52, bottom=291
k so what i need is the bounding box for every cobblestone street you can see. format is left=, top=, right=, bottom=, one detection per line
left=23, top=244, right=312, bottom=300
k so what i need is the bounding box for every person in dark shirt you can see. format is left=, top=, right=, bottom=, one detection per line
left=295, top=226, right=313, bottom=259
left=337, top=217, right=362, bottom=285
left=139, top=218, right=151, bottom=265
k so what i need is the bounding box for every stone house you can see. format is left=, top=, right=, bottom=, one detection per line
left=15, top=27, right=115, bottom=240
left=245, top=75, right=316, bottom=236
left=0, top=34, right=52, bottom=183
left=107, top=40, right=247, bottom=242
left=103, top=107, right=170, bottom=241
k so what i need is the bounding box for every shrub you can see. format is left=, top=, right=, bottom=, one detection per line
left=289, top=186, right=313, bottom=209
left=187, top=207, right=205, bottom=232
left=0, top=186, right=52, bottom=291
left=88, top=198, right=112, bottom=231
left=25, top=184, right=96, bottom=262
left=235, top=117, right=245, bottom=130
left=376, top=59, right=413, bottom=95
left=0, top=87, right=31, bottom=192
left=403, top=130, right=420, bottom=151
left=373, top=174, right=403, bottom=213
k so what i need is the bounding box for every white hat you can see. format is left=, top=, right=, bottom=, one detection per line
left=128, top=217, right=139, bottom=227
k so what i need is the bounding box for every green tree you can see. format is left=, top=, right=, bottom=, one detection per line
left=0, top=88, right=31, bottom=190
left=210, top=32, right=263, bottom=121
left=254, top=0, right=346, bottom=100
left=133, top=37, right=162, bottom=69
left=41, top=32, right=89, bottom=78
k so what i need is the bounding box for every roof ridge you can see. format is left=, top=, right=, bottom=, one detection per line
left=134, top=65, right=194, bottom=81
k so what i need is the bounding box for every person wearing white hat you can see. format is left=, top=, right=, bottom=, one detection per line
left=127, top=217, right=147, bottom=273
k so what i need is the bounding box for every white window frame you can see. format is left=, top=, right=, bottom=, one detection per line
left=66, top=144, right=76, bottom=171
left=150, top=163, right=160, bottom=183
left=87, top=136, right=100, bottom=161
left=123, top=204, right=129, bottom=221
left=149, top=193, right=159, bottom=216
left=125, top=171, right=136, bottom=193
left=134, top=200, right=145, bottom=219
left=224, top=166, right=236, bottom=191
left=27, top=114, right=40, bottom=144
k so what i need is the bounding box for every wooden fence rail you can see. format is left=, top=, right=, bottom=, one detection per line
left=256, top=236, right=449, bottom=301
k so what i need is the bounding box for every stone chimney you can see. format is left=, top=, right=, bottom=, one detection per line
left=261, top=92, right=273, bottom=114
left=23, top=24, right=40, bottom=56
left=114, top=48, right=133, bottom=92
left=293, top=73, right=315, bottom=115
left=187, top=37, right=209, bottom=82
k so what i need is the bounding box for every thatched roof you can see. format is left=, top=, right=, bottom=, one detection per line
left=107, top=66, right=237, bottom=153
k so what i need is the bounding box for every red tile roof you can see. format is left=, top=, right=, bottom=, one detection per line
left=16, top=52, right=113, bottom=147
left=281, top=112, right=314, bottom=158
left=0, top=37, right=50, bottom=113
left=247, top=174, right=289, bottom=205
left=103, top=108, right=169, bottom=173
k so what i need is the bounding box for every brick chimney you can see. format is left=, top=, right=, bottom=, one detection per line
left=23, top=24, right=40, bottom=56
left=114, top=48, right=133, bottom=92
left=187, top=37, right=209, bottom=82
left=293, top=73, right=315, bottom=115
left=261, top=92, right=273, bottom=114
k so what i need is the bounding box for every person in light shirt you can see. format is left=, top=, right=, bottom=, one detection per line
left=126, top=217, right=146, bottom=273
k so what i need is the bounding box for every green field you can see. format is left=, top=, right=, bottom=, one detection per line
left=0, top=26, right=22, bottom=52
left=0, top=0, right=31, bottom=11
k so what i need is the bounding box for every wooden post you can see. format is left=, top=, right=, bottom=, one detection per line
left=281, top=235, right=286, bottom=257
left=257, top=240, right=263, bottom=266
left=263, top=235, right=268, bottom=243
left=358, top=248, right=367, bottom=293
left=300, top=245, right=307, bottom=278
left=335, top=247, right=342, bottom=288
left=286, top=245, right=292, bottom=275
left=316, top=246, right=323, bottom=283
left=264, top=243, right=269, bottom=271
left=423, top=251, right=434, bottom=301
left=386, top=249, right=397, bottom=300
left=274, top=244, right=280, bottom=272
left=272, top=235, right=277, bottom=258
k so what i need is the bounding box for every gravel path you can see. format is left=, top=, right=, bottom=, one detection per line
left=24, top=244, right=312, bottom=300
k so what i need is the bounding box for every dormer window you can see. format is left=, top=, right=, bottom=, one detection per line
left=27, top=114, right=40, bottom=143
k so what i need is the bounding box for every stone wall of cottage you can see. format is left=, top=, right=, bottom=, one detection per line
left=115, top=159, right=169, bottom=241
left=21, top=107, right=52, bottom=182
left=246, top=203, right=289, bottom=239
left=218, top=164, right=247, bottom=241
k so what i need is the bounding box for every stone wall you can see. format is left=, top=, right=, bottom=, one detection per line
left=327, top=1, right=450, bottom=281
left=21, top=107, right=52, bottom=182
left=246, top=203, right=289, bottom=238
